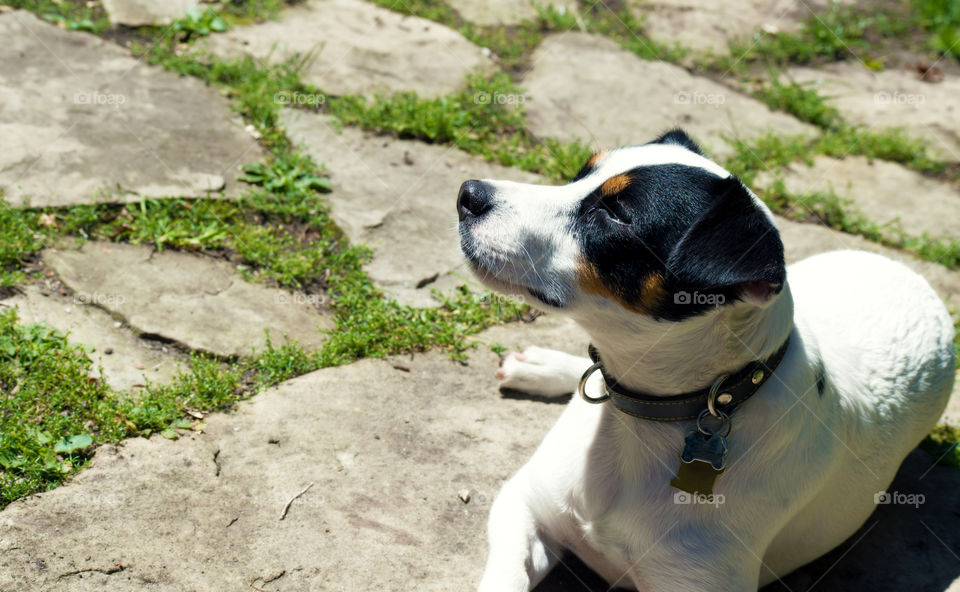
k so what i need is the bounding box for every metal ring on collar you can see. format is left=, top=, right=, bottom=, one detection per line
left=706, top=374, right=730, bottom=418
left=578, top=362, right=609, bottom=404
left=697, top=408, right=731, bottom=437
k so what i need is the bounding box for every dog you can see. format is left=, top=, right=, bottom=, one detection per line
left=457, top=130, right=955, bottom=591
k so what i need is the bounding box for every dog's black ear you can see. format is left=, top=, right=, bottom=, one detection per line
left=665, top=176, right=785, bottom=306
left=652, top=129, right=704, bottom=156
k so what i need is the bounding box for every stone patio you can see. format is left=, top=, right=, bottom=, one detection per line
left=1, top=2, right=958, bottom=590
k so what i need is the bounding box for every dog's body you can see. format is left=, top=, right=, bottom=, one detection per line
left=457, top=131, right=955, bottom=591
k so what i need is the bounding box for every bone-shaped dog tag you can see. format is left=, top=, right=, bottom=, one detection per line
left=670, top=410, right=730, bottom=496
left=679, top=430, right=727, bottom=470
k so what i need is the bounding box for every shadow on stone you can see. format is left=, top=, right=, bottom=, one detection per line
left=535, top=552, right=628, bottom=591
left=499, top=387, right=572, bottom=405
left=532, top=448, right=960, bottom=591
left=769, top=448, right=960, bottom=591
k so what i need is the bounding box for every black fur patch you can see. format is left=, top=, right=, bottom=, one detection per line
left=652, top=129, right=705, bottom=156
left=574, top=163, right=784, bottom=320
left=816, top=368, right=826, bottom=397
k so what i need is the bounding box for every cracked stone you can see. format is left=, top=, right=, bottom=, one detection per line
left=757, top=156, right=960, bottom=240
left=0, top=316, right=589, bottom=591
left=280, top=110, right=542, bottom=306
left=0, top=11, right=263, bottom=208
left=199, top=0, right=494, bottom=98
left=0, top=315, right=958, bottom=590
left=1, top=285, right=183, bottom=391
left=43, top=242, right=332, bottom=358
left=521, top=33, right=818, bottom=160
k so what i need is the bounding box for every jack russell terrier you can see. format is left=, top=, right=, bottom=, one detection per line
left=457, top=130, right=955, bottom=591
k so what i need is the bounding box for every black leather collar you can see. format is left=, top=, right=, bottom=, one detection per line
left=586, top=336, right=791, bottom=421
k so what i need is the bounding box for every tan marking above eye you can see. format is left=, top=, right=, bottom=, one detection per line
left=586, top=151, right=607, bottom=168
left=600, top=174, right=631, bottom=196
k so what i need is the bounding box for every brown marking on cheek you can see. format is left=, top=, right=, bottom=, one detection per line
left=576, top=258, right=664, bottom=315
left=639, top=272, right=666, bottom=312
left=577, top=258, right=615, bottom=302
left=586, top=151, right=607, bottom=169
left=600, top=174, right=631, bottom=196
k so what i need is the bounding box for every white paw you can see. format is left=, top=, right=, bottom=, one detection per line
left=496, top=346, right=590, bottom=397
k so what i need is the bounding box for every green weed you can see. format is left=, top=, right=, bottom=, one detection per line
left=4, top=0, right=109, bottom=33
left=328, top=73, right=592, bottom=180
left=751, top=75, right=843, bottom=130
left=912, top=0, right=960, bottom=58
left=921, top=424, right=960, bottom=469
left=169, top=6, right=228, bottom=39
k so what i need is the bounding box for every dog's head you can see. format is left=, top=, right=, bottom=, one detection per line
left=457, top=130, right=785, bottom=322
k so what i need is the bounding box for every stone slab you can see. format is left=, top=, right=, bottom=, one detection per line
left=757, top=155, right=960, bottom=240
left=0, top=317, right=958, bottom=591
left=447, top=0, right=577, bottom=26
left=101, top=0, right=198, bottom=26
left=0, top=11, right=263, bottom=208
left=630, top=0, right=847, bottom=56
left=522, top=33, right=817, bottom=160
left=280, top=110, right=542, bottom=306
left=200, top=0, right=494, bottom=98
left=0, top=285, right=183, bottom=391
left=0, top=318, right=590, bottom=591
left=44, top=242, right=332, bottom=358
left=788, top=63, right=960, bottom=161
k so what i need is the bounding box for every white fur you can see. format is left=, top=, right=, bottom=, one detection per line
left=469, top=145, right=955, bottom=591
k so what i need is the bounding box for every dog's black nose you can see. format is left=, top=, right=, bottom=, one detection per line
left=458, top=180, right=493, bottom=221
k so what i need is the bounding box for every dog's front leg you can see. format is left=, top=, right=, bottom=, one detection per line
left=498, top=346, right=593, bottom=397
left=478, top=473, right=560, bottom=592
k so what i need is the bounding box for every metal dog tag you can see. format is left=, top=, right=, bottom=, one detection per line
left=670, top=410, right=730, bottom=496
left=679, top=430, right=727, bottom=470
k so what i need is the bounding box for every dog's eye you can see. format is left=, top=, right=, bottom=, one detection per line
left=597, top=195, right=632, bottom=226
